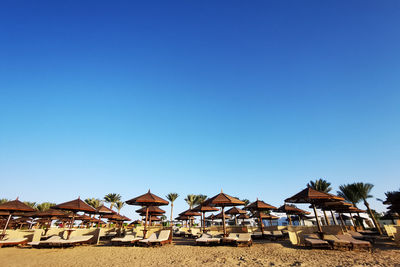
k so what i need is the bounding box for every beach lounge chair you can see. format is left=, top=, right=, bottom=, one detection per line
left=147, top=230, right=171, bottom=246
left=304, top=234, right=331, bottom=249
left=138, top=232, right=158, bottom=246
left=336, top=234, right=372, bottom=251
left=111, top=232, right=142, bottom=245
left=251, top=231, right=263, bottom=239
left=323, top=234, right=352, bottom=250
left=236, top=233, right=252, bottom=247
left=222, top=233, right=238, bottom=245
left=271, top=231, right=284, bottom=240
left=195, top=233, right=221, bottom=246
left=0, top=237, right=28, bottom=248
left=58, top=235, right=94, bottom=247
left=347, top=231, right=376, bottom=244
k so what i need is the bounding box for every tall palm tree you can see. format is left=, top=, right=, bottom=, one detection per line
left=115, top=201, right=125, bottom=214
left=195, top=195, right=207, bottom=205
left=104, top=193, right=121, bottom=210
left=23, top=201, right=37, bottom=210
left=185, top=194, right=197, bottom=209
left=337, top=184, right=362, bottom=207
left=0, top=199, right=10, bottom=205
left=37, top=202, right=56, bottom=211
left=166, top=193, right=179, bottom=226
left=308, top=179, right=332, bottom=225
left=85, top=198, right=103, bottom=209
left=241, top=199, right=250, bottom=206
left=307, top=178, right=332, bottom=193
left=352, top=182, right=383, bottom=234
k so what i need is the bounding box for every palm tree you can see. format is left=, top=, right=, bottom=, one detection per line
left=104, top=193, right=121, bottom=210
left=307, top=178, right=332, bottom=193
left=352, top=182, right=383, bottom=234
left=337, top=184, right=362, bottom=207
left=308, top=179, right=332, bottom=225
left=166, top=193, right=179, bottom=226
left=85, top=198, right=103, bottom=209
left=115, top=201, right=125, bottom=214
left=23, top=201, right=37, bottom=210
left=37, top=202, right=56, bottom=211
left=195, top=195, right=207, bottom=205
left=185, top=194, right=197, bottom=209
left=241, top=199, right=250, bottom=206
left=0, top=199, right=10, bottom=205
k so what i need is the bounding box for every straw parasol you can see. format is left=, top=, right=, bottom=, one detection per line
left=285, top=187, right=344, bottom=233
left=226, top=207, right=246, bottom=225
left=136, top=206, right=165, bottom=215
left=179, top=209, right=201, bottom=228
left=237, top=213, right=249, bottom=224
left=245, top=199, right=277, bottom=234
left=52, top=197, right=96, bottom=239
left=0, top=198, right=36, bottom=239
left=192, top=204, right=219, bottom=232
left=125, top=190, right=169, bottom=237
left=95, top=205, right=114, bottom=228
left=203, top=190, right=245, bottom=236
left=275, top=204, right=310, bottom=225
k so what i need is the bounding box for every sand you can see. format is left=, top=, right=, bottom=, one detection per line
left=0, top=240, right=399, bottom=267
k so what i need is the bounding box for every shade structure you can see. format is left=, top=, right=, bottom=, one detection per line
left=95, top=205, right=114, bottom=228
left=136, top=206, right=165, bottom=215
left=214, top=212, right=231, bottom=220
left=203, top=190, right=245, bottom=236
left=237, top=213, right=249, bottom=219
left=179, top=209, right=201, bottom=228
left=192, top=204, right=219, bottom=232
left=52, top=198, right=97, bottom=239
left=285, top=187, right=344, bottom=233
left=149, top=215, right=161, bottom=222
left=245, top=199, right=277, bottom=234
left=226, top=207, right=246, bottom=225
left=0, top=198, right=36, bottom=239
left=125, top=190, right=169, bottom=237
left=275, top=204, right=310, bottom=225
left=205, top=214, right=216, bottom=220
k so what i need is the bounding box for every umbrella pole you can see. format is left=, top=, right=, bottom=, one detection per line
left=144, top=207, right=149, bottom=238
left=202, top=212, right=205, bottom=232
left=67, top=212, right=76, bottom=240
left=349, top=212, right=357, bottom=232
left=1, top=214, right=12, bottom=239
left=330, top=210, right=338, bottom=225
left=287, top=213, right=292, bottom=225
left=312, top=204, right=323, bottom=234
left=339, top=213, right=346, bottom=227
left=222, top=206, right=226, bottom=236
left=323, top=210, right=330, bottom=225
left=97, top=215, right=102, bottom=228
left=259, top=213, right=264, bottom=235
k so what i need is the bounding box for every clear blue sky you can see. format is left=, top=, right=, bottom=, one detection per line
left=1, top=1, right=399, bottom=220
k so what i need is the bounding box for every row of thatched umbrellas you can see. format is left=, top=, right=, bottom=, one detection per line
left=0, top=187, right=369, bottom=240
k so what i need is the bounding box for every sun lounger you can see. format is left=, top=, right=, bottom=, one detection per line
left=236, top=233, right=252, bottom=247
left=196, top=233, right=221, bottom=246
left=251, top=231, right=263, bottom=239
left=347, top=231, right=376, bottom=244
left=323, top=234, right=352, bottom=250
left=222, top=233, right=238, bottom=244
left=0, top=238, right=28, bottom=248
left=111, top=233, right=142, bottom=245
left=336, top=234, right=372, bottom=251
left=138, top=232, right=158, bottom=246
left=147, top=230, right=171, bottom=246
left=271, top=231, right=284, bottom=240
left=304, top=234, right=331, bottom=249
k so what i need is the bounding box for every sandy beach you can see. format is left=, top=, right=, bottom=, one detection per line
left=1, top=240, right=399, bottom=267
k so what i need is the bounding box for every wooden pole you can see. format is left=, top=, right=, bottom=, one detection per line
left=330, top=210, right=338, bottom=225
left=312, top=204, right=323, bottom=233
left=202, top=211, right=206, bottom=232
left=287, top=213, right=292, bottom=225
left=221, top=206, right=226, bottom=236
left=1, top=214, right=12, bottom=239
left=259, top=212, right=264, bottom=234
left=144, top=207, right=149, bottom=238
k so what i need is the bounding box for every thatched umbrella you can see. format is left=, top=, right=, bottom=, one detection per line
left=275, top=204, right=310, bottom=225
left=95, top=205, right=114, bottom=228
left=245, top=199, right=277, bottom=235
left=52, top=197, right=96, bottom=239
left=179, top=209, right=201, bottom=228
left=126, top=190, right=168, bottom=237
left=285, top=187, right=344, bottom=233
left=175, top=215, right=193, bottom=227
left=203, top=190, right=244, bottom=236
left=237, top=213, right=250, bottom=224
left=226, top=207, right=246, bottom=225
left=192, top=204, right=219, bottom=232
left=136, top=206, right=165, bottom=215
left=252, top=212, right=279, bottom=226
left=316, top=201, right=352, bottom=226
left=0, top=198, right=36, bottom=239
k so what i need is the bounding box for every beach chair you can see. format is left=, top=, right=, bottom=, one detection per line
left=147, top=230, right=171, bottom=246
left=236, top=233, right=252, bottom=247
left=138, top=232, right=158, bottom=246
left=336, top=234, right=372, bottom=251
left=111, top=232, right=142, bottom=246
left=222, top=233, right=238, bottom=245
left=323, top=234, right=352, bottom=250
left=251, top=231, right=263, bottom=239
left=195, top=233, right=221, bottom=246
left=0, top=237, right=28, bottom=248
left=58, top=235, right=94, bottom=247
left=304, top=234, right=331, bottom=249
left=271, top=230, right=284, bottom=240
left=347, top=230, right=376, bottom=244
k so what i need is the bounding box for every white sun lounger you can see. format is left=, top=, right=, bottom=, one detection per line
left=0, top=238, right=28, bottom=248
left=196, top=234, right=221, bottom=245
